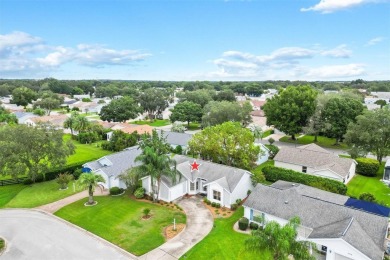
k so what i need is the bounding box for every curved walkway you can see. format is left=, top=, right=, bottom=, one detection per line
left=0, top=209, right=135, bottom=260
left=139, top=196, right=214, bottom=260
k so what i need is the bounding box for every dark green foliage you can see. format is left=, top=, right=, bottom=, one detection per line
left=359, top=192, right=376, bottom=202
left=99, top=97, right=141, bottom=122
left=101, top=131, right=139, bottom=151
left=172, top=145, right=183, bottom=155
left=266, top=144, right=279, bottom=159
left=262, top=166, right=347, bottom=195
left=11, top=87, right=38, bottom=106
left=77, top=132, right=100, bottom=144
left=236, top=199, right=242, bottom=205
left=230, top=203, right=238, bottom=210
left=355, top=158, right=380, bottom=176
left=23, top=178, right=33, bottom=185
left=238, top=217, right=249, bottom=230
left=109, top=187, right=124, bottom=195
left=0, top=107, right=17, bottom=124
left=211, top=202, right=217, bottom=207
left=73, top=168, right=83, bottom=180
left=215, top=203, right=221, bottom=208
left=249, top=222, right=259, bottom=230
left=169, top=101, right=202, bottom=126
left=134, top=187, right=145, bottom=199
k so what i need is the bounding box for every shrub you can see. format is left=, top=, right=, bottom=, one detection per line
left=215, top=203, right=221, bottom=208
left=56, top=173, right=74, bottom=190
left=109, top=187, right=123, bottom=195
left=0, top=238, right=4, bottom=251
left=73, top=168, right=83, bottom=180
left=173, top=145, right=183, bottom=155
left=355, top=158, right=379, bottom=177
left=247, top=190, right=252, bottom=196
left=206, top=200, right=211, bottom=205
left=249, top=222, right=259, bottom=230
left=266, top=144, right=279, bottom=159
left=23, top=178, right=33, bottom=185
left=77, top=132, right=100, bottom=144
left=262, top=166, right=347, bottom=195
left=268, top=137, right=275, bottom=145
left=359, top=192, right=376, bottom=202
left=231, top=203, right=238, bottom=210
left=236, top=199, right=242, bottom=205
left=143, top=208, right=151, bottom=217
left=32, top=108, right=45, bottom=116
left=238, top=217, right=249, bottom=231
left=134, top=187, right=145, bottom=199
left=211, top=202, right=217, bottom=207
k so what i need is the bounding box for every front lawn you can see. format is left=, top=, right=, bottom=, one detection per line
left=251, top=160, right=274, bottom=185
left=64, top=134, right=112, bottom=165
left=279, top=135, right=349, bottom=150
left=262, top=129, right=273, bottom=138
left=2, top=180, right=84, bottom=208
left=347, top=162, right=390, bottom=206
left=55, top=195, right=186, bottom=256
left=132, top=119, right=170, bottom=127
left=181, top=207, right=272, bottom=260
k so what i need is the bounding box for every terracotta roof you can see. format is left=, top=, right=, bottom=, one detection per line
left=29, top=114, right=68, bottom=127
left=250, top=110, right=265, bottom=117
left=110, top=123, right=154, bottom=135
left=251, top=100, right=266, bottom=108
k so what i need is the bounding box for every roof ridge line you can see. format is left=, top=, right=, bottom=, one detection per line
left=342, top=217, right=354, bottom=237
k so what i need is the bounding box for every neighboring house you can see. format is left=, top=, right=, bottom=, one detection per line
left=25, top=114, right=69, bottom=129
left=157, top=130, right=192, bottom=153
left=243, top=181, right=389, bottom=260
left=73, top=94, right=91, bottom=100
left=69, top=101, right=103, bottom=114
left=254, top=143, right=270, bottom=165
left=105, top=123, right=154, bottom=140
left=383, top=159, right=390, bottom=183
left=84, top=150, right=253, bottom=208
left=274, top=144, right=356, bottom=183
left=13, top=111, right=38, bottom=124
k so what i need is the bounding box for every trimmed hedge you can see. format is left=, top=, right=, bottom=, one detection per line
left=109, top=187, right=124, bottom=195
left=238, top=217, right=249, bottom=231
left=249, top=222, right=259, bottom=230
left=262, top=166, right=347, bottom=195
left=355, top=158, right=379, bottom=177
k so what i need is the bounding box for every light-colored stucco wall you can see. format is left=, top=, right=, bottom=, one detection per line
left=208, top=182, right=224, bottom=205
left=308, top=238, right=371, bottom=260
left=230, top=172, right=253, bottom=205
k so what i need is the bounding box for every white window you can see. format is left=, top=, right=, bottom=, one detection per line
left=196, top=181, right=199, bottom=190
left=213, top=190, right=221, bottom=201
left=190, top=182, right=195, bottom=191
left=302, top=166, right=307, bottom=173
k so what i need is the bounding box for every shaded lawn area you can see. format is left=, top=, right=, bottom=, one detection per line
left=347, top=162, right=390, bottom=206
left=279, top=135, right=349, bottom=150
left=251, top=160, right=275, bottom=185
left=2, top=180, right=84, bottom=208
left=186, top=122, right=201, bottom=130
left=132, top=119, right=170, bottom=127
left=262, top=129, right=273, bottom=138
left=55, top=195, right=186, bottom=256
left=64, top=134, right=112, bottom=165
left=0, top=184, right=25, bottom=208
left=181, top=207, right=272, bottom=260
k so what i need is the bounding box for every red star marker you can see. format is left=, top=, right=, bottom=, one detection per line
left=190, top=160, right=200, bottom=171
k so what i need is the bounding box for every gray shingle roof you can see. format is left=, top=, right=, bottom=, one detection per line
left=174, top=155, right=250, bottom=193
left=157, top=130, right=192, bottom=147
left=84, top=146, right=142, bottom=178
left=274, top=144, right=355, bottom=178
left=243, top=182, right=388, bottom=260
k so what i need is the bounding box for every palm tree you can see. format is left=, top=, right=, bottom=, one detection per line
left=63, top=112, right=79, bottom=135
left=136, top=130, right=178, bottom=202
left=74, top=115, right=91, bottom=133
left=77, top=173, right=105, bottom=205
left=251, top=125, right=263, bottom=141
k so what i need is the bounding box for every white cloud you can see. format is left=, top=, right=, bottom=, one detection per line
left=301, top=0, right=370, bottom=13
left=321, top=44, right=352, bottom=58
left=366, top=37, right=384, bottom=46
left=0, top=31, right=151, bottom=75
left=303, top=64, right=365, bottom=78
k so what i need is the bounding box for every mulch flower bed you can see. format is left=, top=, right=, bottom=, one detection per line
left=164, top=223, right=186, bottom=240
left=203, top=202, right=234, bottom=219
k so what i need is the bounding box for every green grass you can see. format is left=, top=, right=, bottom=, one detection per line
left=55, top=195, right=186, bottom=256
left=181, top=207, right=272, bottom=260
left=0, top=184, right=26, bottom=208
left=64, top=134, right=112, bottom=165
left=262, top=129, right=273, bottom=138
left=186, top=122, right=201, bottom=130
left=279, top=135, right=349, bottom=150
left=251, top=160, right=275, bottom=185
left=0, top=238, right=4, bottom=251
left=347, top=162, right=390, bottom=206
left=132, top=119, right=171, bottom=127
left=2, top=180, right=84, bottom=208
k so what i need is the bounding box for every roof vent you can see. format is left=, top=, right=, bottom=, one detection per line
left=284, top=201, right=288, bottom=204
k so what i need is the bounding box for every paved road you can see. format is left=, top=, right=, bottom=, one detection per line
left=139, top=196, right=214, bottom=260
left=0, top=209, right=135, bottom=260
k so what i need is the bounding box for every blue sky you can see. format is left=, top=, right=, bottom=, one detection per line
left=0, top=0, right=389, bottom=81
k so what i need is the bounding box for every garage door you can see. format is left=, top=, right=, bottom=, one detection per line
left=170, top=182, right=187, bottom=201
left=335, top=253, right=353, bottom=260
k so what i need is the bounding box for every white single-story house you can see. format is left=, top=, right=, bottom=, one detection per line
left=157, top=130, right=192, bottom=153
left=274, top=144, right=357, bottom=183
left=84, top=149, right=253, bottom=208
left=255, top=143, right=270, bottom=165
left=243, top=181, right=389, bottom=260
left=13, top=111, right=38, bottom=124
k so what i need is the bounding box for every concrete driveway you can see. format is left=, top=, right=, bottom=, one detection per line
left=0, top=209, right=135, bottom=260
left=139, top=196, right=214, bottom=260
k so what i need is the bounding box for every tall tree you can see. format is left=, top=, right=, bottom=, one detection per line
left=375, top=99, right=387, bottom=108
left=139, top=88, right=169, bottom=119
left=77, top=173, right=105, bottom=205
left=262, top=86, right=318, bottom=140
left=0, top=107, right=17, bottom=124
left=135, top=130, right=178, bottom=202
left=321, top=96, right=364, bottom=144
left=304, top=94, right=332, bottom=142
left=74, top=115, right=91, bottom=133
left=246, top=217, right=314, bottom=260
left=100, top=97, right=141, bottom=122
left=180, top=89, right=214, bottom=108
left=188, top=122, right=261, bottom=170
left=0, top=124, right=75, bottom=181
left=63, top=112, right=80, bottom=135
left=34, top=91, right=64, bottom=115
left=344, top=108, right=390, bottom=163
left=11, top=87, right=38, bottom=107
left=214, top=89, right=236, bottom=102
left=169, top=101, right=202, bottom=127
left=202, top=101, right=253, bottom=127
